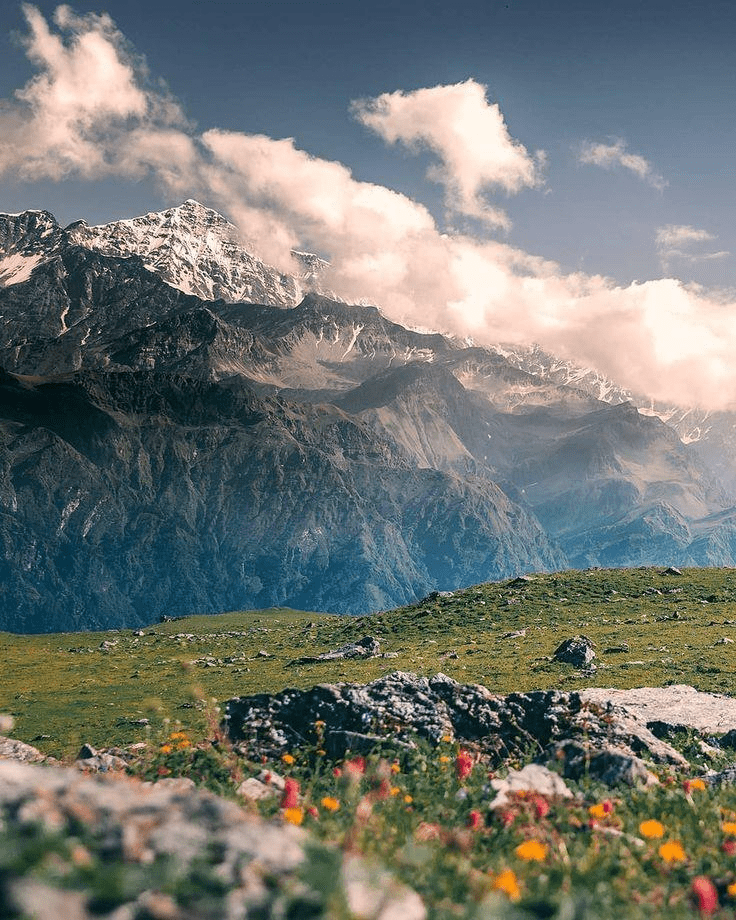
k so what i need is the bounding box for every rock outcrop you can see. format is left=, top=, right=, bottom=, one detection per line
left=224, top=671, right=689, bottom=784
left=0, top=759, right=426, bottom=920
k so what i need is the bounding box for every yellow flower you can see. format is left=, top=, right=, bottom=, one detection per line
left=321, top=796, right=340, bottom=812
left=404, top=794, right=413, bottom=804
left=315, top=720, right=325, bottom=727
left=588, top=803, right=609, bottom=820
left=689, top=778, right=707, bottom=791
left=441, top=734, right=453, bottom=743
left=659, top=840, right=686, bottom=863
left=723, top=822, right=736, bottom=836
left=391, top=762, right=401, bottom=774
left=439, top=755, right=452, bottom=764
left=159, top=744, right=172, bottom=754
left=515, top=840, right=548, bottom=862
left=492, top=868, right=521, bottom=901
left=282, top=807, right=304, bottom=826
left=169, top=731, right=188, bottom=740
left=727, top=881, right=736, bottom=898
left=639, top=820, right=665, bottom=839
left=390, top=786, right=401, bottom=796
left=282, top=753, right=295, bottom=765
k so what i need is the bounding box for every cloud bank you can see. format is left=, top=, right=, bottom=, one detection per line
left=579, top=139, right=667, bottom=191
left=3, top=6, right=736, bottom=409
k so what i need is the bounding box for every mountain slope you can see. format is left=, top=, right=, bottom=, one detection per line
left=0, top=367, right=563, bottom=631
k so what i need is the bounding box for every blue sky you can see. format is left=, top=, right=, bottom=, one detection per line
left=1, top=0, right=736, bottom=406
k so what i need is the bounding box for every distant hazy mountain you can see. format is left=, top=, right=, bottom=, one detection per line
left=1, top=201, right=735, bottom=632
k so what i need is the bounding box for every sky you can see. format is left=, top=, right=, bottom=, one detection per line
left=1, top=1, right=736, bottom=407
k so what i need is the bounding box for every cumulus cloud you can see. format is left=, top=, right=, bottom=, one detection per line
left=579, top=139, right=667, bottom=190
left=5, top=6, right=736, bottom=408
left=352, top=80, right=545, bottom=229
left=0, top=3, right=186, bottom=180
left=655, top=224, right=729, bottom=271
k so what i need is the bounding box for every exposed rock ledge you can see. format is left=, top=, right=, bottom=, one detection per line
left=580, top=685, right=736, bottom=734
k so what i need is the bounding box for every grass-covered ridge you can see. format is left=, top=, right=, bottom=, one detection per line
left=3, top=566, right=736, bottom=759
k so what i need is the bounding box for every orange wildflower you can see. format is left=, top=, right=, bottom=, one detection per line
left=321, top=796, right=340, bottom=812
left=639, top=819, right=665, bottom=839
left=684, top=778, right=707, bottom=793
left=515, top=840, right=548, bottom=861
left=492, top=868, right=521, bottom=901
left=723, top=822, right=736, bottom=836
left=282, top=807, right=304, bottom=826
left=281, top=753, right=295, bottom=765
left=659, top=840, right=686, bottom=863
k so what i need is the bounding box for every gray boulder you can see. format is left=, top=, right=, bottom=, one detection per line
left=553, top=636, right=596, bottom=669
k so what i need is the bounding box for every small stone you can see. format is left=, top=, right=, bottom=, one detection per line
left=237, top=777, right=277, bottom=801
left=489, top=764, right=573, bottom=809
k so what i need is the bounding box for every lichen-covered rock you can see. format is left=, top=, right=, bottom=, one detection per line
left=0, top=760, right=426, bottom=920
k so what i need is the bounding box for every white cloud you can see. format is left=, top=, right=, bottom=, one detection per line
left=4, top=7, right=736, bottom=408
left=579, top=139, right=667, bottom=190
left=655, top=224, right=729, bottom=270
left=352, top=80, right=545, bottom=229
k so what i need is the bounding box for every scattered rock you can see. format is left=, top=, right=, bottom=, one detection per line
left=661, top=566, right=683, bottom=576
left=603, top=643, right=630, bottom=654
left=0, top=760, right=424, bottom=920
left=551, top=740, right=659, bottom=787
left=0, top=736, right=47, bottom=763
left=716, top=637, right=734, bottom=645
left=294, top=635, right=382, bottom=665
left=237, top=777, right=277, bottom=801
left=553, top=636, right=596, bottom=669
left=501, top=629, right=527, bottom=640
left=489, top=764, right=574, bottom=809
left=75, top=742, right=127, bottom=773
left=0, top=714, right=15, bottom=734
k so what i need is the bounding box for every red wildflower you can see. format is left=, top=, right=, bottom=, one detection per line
left=468, top=809, right=483, bottom=830
left=722, top=840, right=736, bottom=856
left=532, top=796, right=550, bottom=819
left=499, top=809, right=515, bottom=828
left=306, top=806, right=319, bottom=819
left=280, top=777, right=300, bottom=809
left=692, top=877, right=718, bottom=916
left=456, top=750, right=473, bottom=781
left=332, top=767, right=342, bottom=778
left=346, top=756, right=366, bottom=775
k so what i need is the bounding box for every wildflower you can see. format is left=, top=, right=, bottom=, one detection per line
left=722, top=840, right=736, bottom=855
left=684, top=778, right=707, bottom=793
left=281, top=778, right=300, bottom=809
left=159, top=744, right=172, bottom=754
left=306, top=806, right=319, bottom=819
left=691, top=877, right=718, bottom=915
left=533, top=796, right=550, bottom=819
left=390, top=762, right=400, bottom=774
left=455, top=750, right=473, bottom=782
left=282, top=807, right=304, bottom=826
left=441, top=734, right=453, bottom=743
left=390, top=786, right=401, bottom=796
left=404, top=794, right=413, bottom=804
left=659, top=840, right=686, bottom=863
left=439, top=755, right=452, bottom=764
left=515, top=840, right=547, bottom=861
left=281, top=753, right=295, bottom=765
left=314, top=719, right=325, bottom=728
left=316, top=749, right=326, bottom=756
left=321, top=796, right=340, bottom=812
left=727, top=881, right=736, bottom=898
left=639, top=819, right=665, bottom=839
left=346, top=756, right=366, bottom=775
left=723, top=822, right=736, bottom=836
left=499, top=809, right=515, bottom=828
left=332, top=767, right=342, bottom=778
left=468, top=810, right=483, bottom=830
left=491, top=868, right=521, bottom=901
left=415, top=822, right=442, bottom=842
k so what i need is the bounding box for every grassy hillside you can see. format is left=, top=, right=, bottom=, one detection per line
left=3, top=566, right=736, bottom=759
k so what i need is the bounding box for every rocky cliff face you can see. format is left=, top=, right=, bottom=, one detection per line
left=1, top=201, right=736, bottom=631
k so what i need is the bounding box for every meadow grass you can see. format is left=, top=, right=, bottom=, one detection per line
left=3, top=567, right=736, bottom=758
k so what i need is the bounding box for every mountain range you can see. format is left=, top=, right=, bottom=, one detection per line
left=2, top=200, right=736, bottom=632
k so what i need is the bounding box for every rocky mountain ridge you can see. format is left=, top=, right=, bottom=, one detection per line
left=3, top=201, right=736, bottom=630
